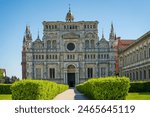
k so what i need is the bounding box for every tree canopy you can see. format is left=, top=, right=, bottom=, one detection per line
left=0, top=69, right=4, bottom=79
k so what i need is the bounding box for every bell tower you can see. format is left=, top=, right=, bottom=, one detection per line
left=22, top=25, right=32, bottom=79
left=109, top=23, right=116, bottom=48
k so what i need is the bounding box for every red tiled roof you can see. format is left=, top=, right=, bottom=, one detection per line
left=118, top=39, right=135, bottom=49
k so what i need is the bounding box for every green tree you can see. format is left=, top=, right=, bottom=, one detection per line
left=0, top=69, right=4, bottom=79
left=0, top=69, right=4, bottom=83
left=11, top=76, right=19, bottom=83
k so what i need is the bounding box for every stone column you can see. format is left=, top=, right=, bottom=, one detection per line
left=146, top=67, right=149, bottom=80
left=43, top=62, right=47, bottom=79
left=76, top=70, right=79, bottom=84
left=64, top=70, right=67, bottom=84
left=148, top=68, right=150, bottom=80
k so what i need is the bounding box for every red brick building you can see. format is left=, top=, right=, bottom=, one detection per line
left=113, top=37, right=135, bottom=75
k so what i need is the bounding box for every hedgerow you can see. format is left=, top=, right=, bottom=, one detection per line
left=76, top=77, right=130, bottom=100
left=129, top=81, right=150, bottom=92
left=0, top=84, right=12, bottom=94
left=11, top=80, right=69, bottom=100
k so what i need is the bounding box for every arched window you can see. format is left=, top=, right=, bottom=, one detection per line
left=45, top=25, right=48, bottom=29
left=85, top=40, right=89, bottom=48
left=55, top=55, right=57, bottom=59
left=87, top=68, right=93, bottom=78
left=52, top=40, right=57, bottom=49
left=36, top=68, right=41, bottom=79
left=49, top=68, right=55, bottom=79
left=91, top=40, right=94, bottom=48
left=47, top=40, right=51, bottom=48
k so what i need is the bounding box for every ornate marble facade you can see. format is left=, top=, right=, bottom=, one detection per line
left=22, top=8, right=116, bottom=87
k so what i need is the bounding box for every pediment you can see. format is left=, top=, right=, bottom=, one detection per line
left=33, top=41, right=43, bottom=48
left=98, top=39, right=109, bottom=48
left=62, top=32, right=80, bottom=39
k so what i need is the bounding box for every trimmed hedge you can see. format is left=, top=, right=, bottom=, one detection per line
left=11, top=80, right=68, bottom=100
left=57, top=84, right=69, bottom=94
left=129, top=81, right=150, bottom=92
left=0, top=84, right=12, bottom=94
left=76, top=77, right=130, bottom=100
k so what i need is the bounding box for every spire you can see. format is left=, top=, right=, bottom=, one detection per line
left=23, top=36, right=26, bottom=43
left=109, top=22, right=115, bottom=40
left=23, top=25, right=32, bottom=50
left=37, top=30, right=40, bottom=39
left=24, top=25, right=32, bottom=41
left=69, top=4, right=71, bottom=12
left=65, top=4, right=74, bottom=22
left=111, top=22, right=114, bottom=34
left=25, top=25, right=30, bottom=34
left=35, top=29, right=41, bottom=42
left=102, top=29, right=104, bottom=39
left=115, top=33, right=117, bottom=40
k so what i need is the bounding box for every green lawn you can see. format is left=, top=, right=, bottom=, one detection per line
left=0, top=94, right=12, bottom=100
left=126, top=92, right=150, bottom=100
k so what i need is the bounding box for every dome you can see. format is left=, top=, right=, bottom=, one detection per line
left=65, top=7, right=74, bottom=22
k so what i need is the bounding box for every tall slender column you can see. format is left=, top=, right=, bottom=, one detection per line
left=64, top=70, right=67, bottom=84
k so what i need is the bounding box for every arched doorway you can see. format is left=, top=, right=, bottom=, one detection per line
left=67, top=65, right=75, bottom=87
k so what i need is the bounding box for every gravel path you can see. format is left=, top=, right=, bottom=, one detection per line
left=53, top=88, right=89, bottom=100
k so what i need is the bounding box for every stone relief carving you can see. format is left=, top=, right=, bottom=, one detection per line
left=85, top=32, right=95, bottom=38
left=99, top=43, right=108, bottom=48
left=34, top=42, right=43, bottom=49
left=49, top=33, right=57, bottom=38
left=45, top=32, right=57, bottom=39
left=62, top=32, right=80, bottom=39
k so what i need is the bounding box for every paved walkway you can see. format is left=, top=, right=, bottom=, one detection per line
left=53, top=88, right=89, bottom=100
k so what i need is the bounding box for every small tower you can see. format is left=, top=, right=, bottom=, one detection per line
left=23, top=25, right=32, bottom=49
left=109, top=22, right=115, bottom=48
left=22, top=25, right=32, bottom=79
left=109, top=23, right=115, bottom=40
left=65, top=4, right=74, bottom=22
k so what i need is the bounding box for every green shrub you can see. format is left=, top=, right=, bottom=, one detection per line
left=76, top=77, right=130, bottom=100
left=0, top=84, right=12, bottom=94
left=57, top=84, right=69, bottom=94
left=129, top=81, right=150, bottom=92
left=11, top=80, right=68, bottom=100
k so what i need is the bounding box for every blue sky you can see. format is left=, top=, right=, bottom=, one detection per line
left=0, top=0, right=150, bottom=78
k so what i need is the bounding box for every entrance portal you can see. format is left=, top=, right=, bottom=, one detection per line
left=67, top=73, right=75, bottom=87
left=67, top=65, right=76, bottom=87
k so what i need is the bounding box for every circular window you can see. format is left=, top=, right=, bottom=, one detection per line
left=67, top=43, right=75, bottom=51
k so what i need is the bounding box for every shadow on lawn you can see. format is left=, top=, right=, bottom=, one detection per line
left=138, top=92, right=150, bottom=95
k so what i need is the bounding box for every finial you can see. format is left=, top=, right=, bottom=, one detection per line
left=102, top=28, right=104, bottom=38
left=111, top=21, right=114, bottom=33
left=37, top=29, right=40, bottom=39
left=69, top=4, right=71, bottom=11
left=25, top=24, right=30, bottom=33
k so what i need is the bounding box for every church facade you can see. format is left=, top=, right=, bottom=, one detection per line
left=22, top=8, right=116, bottom=87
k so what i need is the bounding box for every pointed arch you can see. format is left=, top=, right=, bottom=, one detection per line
left=85, top=40, right=89, bottom=48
